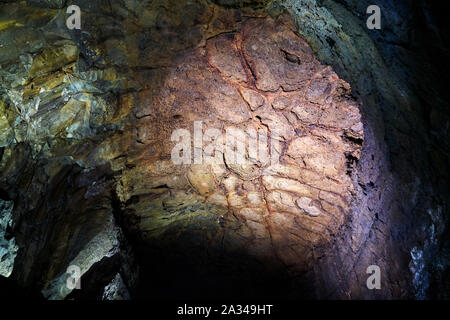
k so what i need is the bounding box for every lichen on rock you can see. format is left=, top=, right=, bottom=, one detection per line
left=0, top=199, right=18, bottom=277
left=0, top=0, right=446, bottom=300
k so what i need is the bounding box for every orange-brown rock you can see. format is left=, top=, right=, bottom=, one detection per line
left=117, top=14, right=364, bottom=279
left=0, top=1, right=365, bottom=300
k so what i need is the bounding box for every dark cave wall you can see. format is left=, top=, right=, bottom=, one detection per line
left=339, top=0, right=450, bottom=299
left=271, top=0, right=449, bottom=298
left=0, top=0, right=448, bottom=300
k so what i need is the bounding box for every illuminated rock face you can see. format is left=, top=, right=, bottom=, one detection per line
left=2, top=0, right=448, bottom=300
left=0, top=0, right=364, bottom=299
left=117, top=15, right=363, bottom=296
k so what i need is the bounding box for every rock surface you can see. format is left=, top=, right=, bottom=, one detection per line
left=272, top=0, right=450, bottom=299
left=0, top=0, right=448, bottom=300
left=116, top=14, right=363, bottom=298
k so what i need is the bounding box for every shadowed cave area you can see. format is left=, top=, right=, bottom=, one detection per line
left=0, top=0, right=449, bottom=300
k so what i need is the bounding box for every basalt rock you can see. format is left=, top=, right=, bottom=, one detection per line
left=0, top=0, right=448, bottom=300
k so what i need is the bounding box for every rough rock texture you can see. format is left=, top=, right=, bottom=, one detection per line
left=117, top=13, right=363, bottom=299
left=0, top=198, right=17, bottom=277
left=271, top=0, right=450, bottom=299
left=0, top=0, right=448, bottom=299
left=0, top=0, right=143, bottom=299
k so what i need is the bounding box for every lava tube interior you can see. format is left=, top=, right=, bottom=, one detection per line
left=0, top=0, right=449, bottom=301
